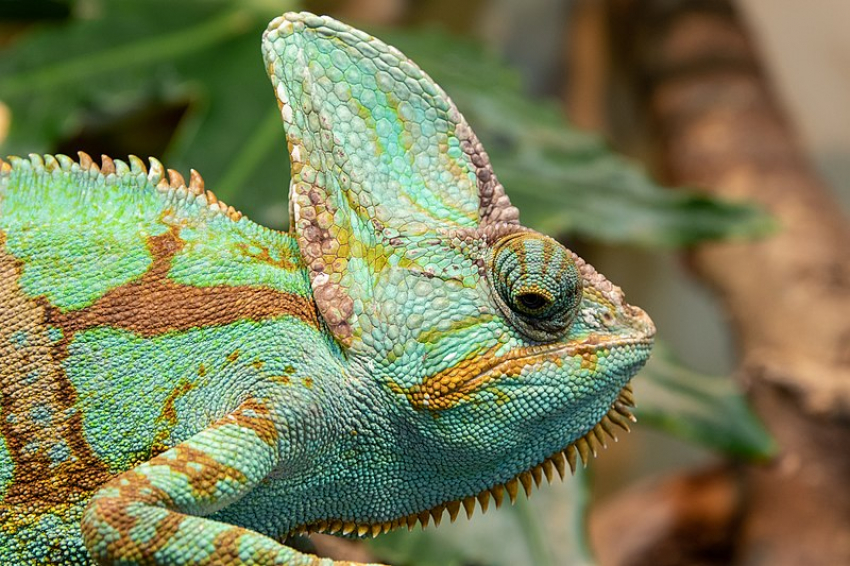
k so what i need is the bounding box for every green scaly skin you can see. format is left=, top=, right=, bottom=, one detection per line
left=0, top=12, right=655, bottom=565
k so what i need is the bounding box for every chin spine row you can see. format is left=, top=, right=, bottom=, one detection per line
left=295, top=383, right=636, bottom=539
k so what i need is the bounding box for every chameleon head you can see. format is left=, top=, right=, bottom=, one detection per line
left=264, top=12, right=654, bottom=515
left=350, top=221, right=655, bottom=481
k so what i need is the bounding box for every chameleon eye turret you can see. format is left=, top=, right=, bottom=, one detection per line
left=490, top=231, right=582, bottom=341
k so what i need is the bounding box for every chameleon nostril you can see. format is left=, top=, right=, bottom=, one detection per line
left=628, top=305, right=656, bottom=338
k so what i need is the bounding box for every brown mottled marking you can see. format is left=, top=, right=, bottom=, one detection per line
left=293, top=183, right=356, bottom=345
left=45, top=225, right=320, bottom=339
left=81, top=470, right=182, bottom=556
left=0, top=231, right=111, bottom=509
left=268, top=364, right=295, bottom=385
left=453, top=121, right=520, bottom=226
left=82, top=399, right=279, bottom=561
left=85, top=466, right=261, bottom=564
left=226, top=350, right=240, bottom=364
left=210, top=398, right=279, bottom=447
left=206, top=529, right=244, bottom=564
left=161, top=444, right=249, bottom=499
left=150, top=380, right=197, bottom=455
left=235, top=241, right=298, bottom=271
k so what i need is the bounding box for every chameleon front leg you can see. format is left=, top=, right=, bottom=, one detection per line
left=81, top=398, right=379, bottom=566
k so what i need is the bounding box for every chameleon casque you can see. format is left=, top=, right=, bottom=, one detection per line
left=0, top=11, right=655, bottom=566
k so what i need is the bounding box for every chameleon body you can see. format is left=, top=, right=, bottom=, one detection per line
left=0, top=12, right=655, bottom=566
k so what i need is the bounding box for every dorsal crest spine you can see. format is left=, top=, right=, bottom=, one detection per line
left=0, top=151, right=242, bottom=222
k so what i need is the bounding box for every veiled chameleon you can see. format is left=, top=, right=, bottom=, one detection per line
left=0, top=12, right=654, bottom=565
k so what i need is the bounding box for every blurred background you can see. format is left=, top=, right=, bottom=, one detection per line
left=2, top=1, right=848, bottom=564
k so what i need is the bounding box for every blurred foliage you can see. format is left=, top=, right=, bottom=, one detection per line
left=636, top=344, right=777, bottom=460
left=369, top=476, right=593, bottom=566
left=0, top=0, right=774, bottom=564
left=0, top=0, right=772, bottom=243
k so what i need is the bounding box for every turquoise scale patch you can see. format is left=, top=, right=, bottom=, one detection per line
left=47, top=440, right=71, bottom=468
left=0, top=434, right=13, bottom=496
left=10, top=330, right=28, bottom=348
left=169, top=216, right=310, bottom=295
left=64, top=318, right=324, bottom=473
left=46, top=325, right=64, bottom=343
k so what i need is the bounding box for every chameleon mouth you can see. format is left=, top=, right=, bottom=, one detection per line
left=293, top=382, right=637, bottom=538
left=408, top=335, right=652, bottom=411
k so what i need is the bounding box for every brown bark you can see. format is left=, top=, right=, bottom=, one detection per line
left=593, top=1, right=850, bottom=564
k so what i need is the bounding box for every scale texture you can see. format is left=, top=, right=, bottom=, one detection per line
left=0, top=11, right=655, bottom=565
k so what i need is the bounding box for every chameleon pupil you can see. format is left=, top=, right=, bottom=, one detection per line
left=517, top=292, right=547, bottom=311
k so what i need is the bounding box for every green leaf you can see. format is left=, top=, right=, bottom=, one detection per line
left=634, top=343, right=777, bottom=460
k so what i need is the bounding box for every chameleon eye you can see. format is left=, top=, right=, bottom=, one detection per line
left=490, top=232, right=582, bottom=340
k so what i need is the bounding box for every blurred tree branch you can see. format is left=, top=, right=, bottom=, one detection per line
left=591, top=0, right=850, bottom=564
